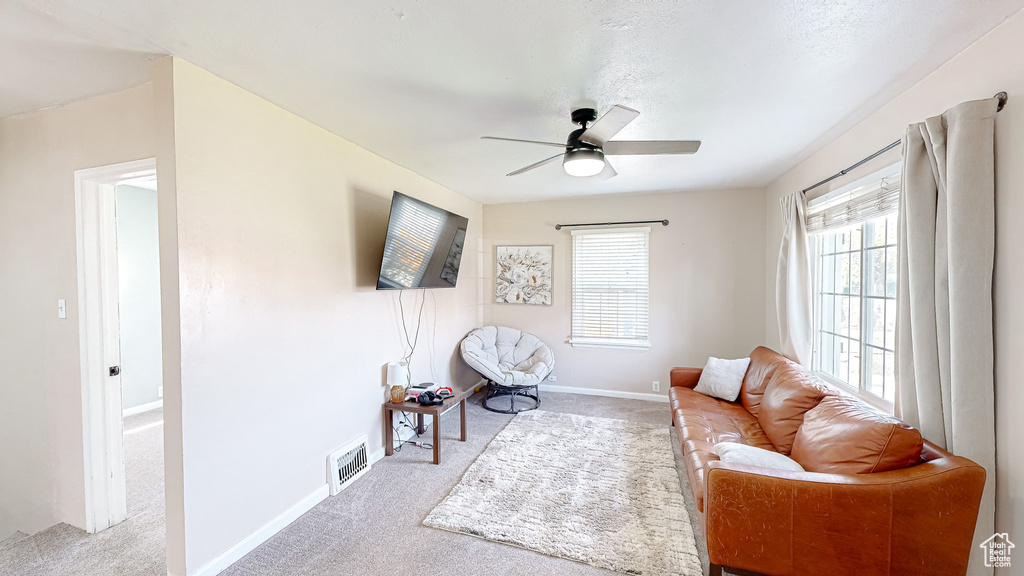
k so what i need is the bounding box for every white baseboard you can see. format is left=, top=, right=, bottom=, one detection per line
left=368, top=446, right=385, bottom=465
left=191, top=484, right=329, bottom=576
left=122, top=400, right=163, bottom=417
left=538, top=383, right=668, bottom=403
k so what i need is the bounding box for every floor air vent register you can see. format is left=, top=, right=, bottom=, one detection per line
left=327, top=434, right=370, bottom=496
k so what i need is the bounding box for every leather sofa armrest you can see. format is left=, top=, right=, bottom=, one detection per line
left=702, top=457, right=985, bottom=576
left=670, top=367, right=702, bottom=388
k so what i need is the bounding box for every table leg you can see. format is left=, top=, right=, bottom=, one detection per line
left=417, top=413, right=425, bottom=434
left=460, top=399, right=467, bottom=441
left=385, top=407, right=394, bottom=456
left=432, top=413, right=441, bottom=465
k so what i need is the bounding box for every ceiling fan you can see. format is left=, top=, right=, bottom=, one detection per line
left=481, top=105, right=700, bottom=180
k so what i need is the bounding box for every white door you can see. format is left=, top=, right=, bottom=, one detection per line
left=75, top=159, right=156, bottom=532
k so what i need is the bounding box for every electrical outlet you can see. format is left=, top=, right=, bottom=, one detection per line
left=652, top=380, right=660, bottom=392
left=546, top=374, right=557, bottom=382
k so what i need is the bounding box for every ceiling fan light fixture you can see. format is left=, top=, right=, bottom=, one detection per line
left=563, top=148, right=605, bottom=177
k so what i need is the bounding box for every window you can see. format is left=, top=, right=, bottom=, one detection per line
left=809, top=171, right=899, bottom=406
left=570, top=227, right=650, bottom=349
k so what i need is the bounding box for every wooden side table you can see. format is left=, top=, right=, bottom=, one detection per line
left=383, top=386, right=477, bottom=465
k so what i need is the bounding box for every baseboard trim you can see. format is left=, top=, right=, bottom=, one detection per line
left=122, top=400, right=162, bottom=417
left=191, top=484, right=329, bottom=576
left=368, top=446, right=386, bottom=465
left=538, top=384, right=668, bottom=403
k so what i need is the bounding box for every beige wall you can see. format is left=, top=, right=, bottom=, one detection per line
left=155, top=58, right=483, bottom=574
left=0, top=85, right=155, bottom=539
left=483, top=188, right=766, bottom=397
left=764, top=10, right=1024, bottom=573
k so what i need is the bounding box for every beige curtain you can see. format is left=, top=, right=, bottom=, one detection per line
left=776, top=191, right=813, bottom=366
left=896, top=97, right=997, bottom=574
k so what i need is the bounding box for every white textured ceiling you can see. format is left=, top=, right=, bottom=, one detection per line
left=3, top=1, right=1023, bottom=203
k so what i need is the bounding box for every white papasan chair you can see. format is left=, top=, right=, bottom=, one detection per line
left=460, top=326, right=554, bottom=413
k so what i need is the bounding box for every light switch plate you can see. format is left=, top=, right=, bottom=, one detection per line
left=58, top=299, right=66, bottom=319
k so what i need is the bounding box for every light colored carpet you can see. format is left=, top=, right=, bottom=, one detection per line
left=0, top=394, right=740, bottom=576
left=424, top=410, right=701, bottom=576
left=0, top=532, right=28, bottom=551
left=0, top=408, right=166, bottom=576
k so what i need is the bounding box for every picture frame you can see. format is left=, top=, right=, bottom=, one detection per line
left=495, top=245, right=553, bottom=305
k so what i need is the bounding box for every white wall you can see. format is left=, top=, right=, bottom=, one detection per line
left=763, top=10, right=1024, bottom=573
left=0, top=85, right=155, bottom=539
left=115, top=184, right=163, bottom=411
left=154, top=58, right=483, bottom=575
left=483, top=188, right=766, bottom=397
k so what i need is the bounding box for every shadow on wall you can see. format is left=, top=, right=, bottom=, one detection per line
left=451, top=330, right=484, bottom=388
left=350, top=188, right=391, bottom=290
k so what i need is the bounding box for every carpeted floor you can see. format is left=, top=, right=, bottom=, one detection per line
left=220, top=392, right=727, bottom=576
left=0, top=407, right=167, bottom=576
left=424, top=410, right=701, bottom=576
left=0, top=393, right=735, bottom=576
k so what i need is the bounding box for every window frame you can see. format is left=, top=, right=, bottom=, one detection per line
left=569, top=226, right=651, bottom=351
left=807, top=164, right=901, bottom=413
left=810, top=217, right=897, bottom=413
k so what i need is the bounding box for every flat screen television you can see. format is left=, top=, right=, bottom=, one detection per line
left=376, top=191, right=469, bottom=290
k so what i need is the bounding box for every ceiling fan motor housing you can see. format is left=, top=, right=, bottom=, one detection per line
left=570, top=108, right=598, bottom=127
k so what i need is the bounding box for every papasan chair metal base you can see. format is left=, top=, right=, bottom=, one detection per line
left=461, top=326, right=554, bottom=416
left=483, top=381, right=540, bottom=414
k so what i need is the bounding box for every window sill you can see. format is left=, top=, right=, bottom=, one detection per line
left=811, top=371, right=895, bottom=415
left=569, top=339, right=650, bottom=351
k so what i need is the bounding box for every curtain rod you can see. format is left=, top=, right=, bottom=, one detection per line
left=555, top=219, right=668, bottom=230
left=802, top=91, right=1008, bottom=195
left=801, top=140, right=901, bottom=194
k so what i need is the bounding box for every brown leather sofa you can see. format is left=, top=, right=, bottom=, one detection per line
left=670, top=346, right=985, bottom=576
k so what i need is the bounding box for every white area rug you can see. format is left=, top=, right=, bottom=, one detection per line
left=424, top=410, right=701, bottom=576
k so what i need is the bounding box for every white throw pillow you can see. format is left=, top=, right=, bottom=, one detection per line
left=694, top=356, right=751, bottom=401
left=714, top=442, right=805, bottom=472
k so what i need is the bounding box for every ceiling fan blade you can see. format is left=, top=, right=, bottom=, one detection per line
left=507, top=152, right=565, bottom=176
left=579, top=105, right=640, bottom=146
left=481, top=136, right=567, bottom=149
left=595, top=160, right=617, bottom=181
left=602, top=140, right=702, bottom=155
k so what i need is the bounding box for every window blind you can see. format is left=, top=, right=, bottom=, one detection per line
left=805, top=175, right=900, bottom=234
left=379, top=196, right=444, bottom=288
left=570, top=227, right=650, bottom=349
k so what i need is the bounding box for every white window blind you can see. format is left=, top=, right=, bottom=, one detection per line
left=805, top=175, right=900, bottom=234
left=570, top=227, right=650, bottom=349
left=379, top=196, right=444, bottom=288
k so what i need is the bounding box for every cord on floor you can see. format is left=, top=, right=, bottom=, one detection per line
left=392, top=412, right=434, bottom=452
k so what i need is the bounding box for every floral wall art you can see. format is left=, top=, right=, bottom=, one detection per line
left=495, top=245, right=552, bottom=305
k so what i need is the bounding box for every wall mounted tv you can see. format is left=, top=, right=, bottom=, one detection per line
left=376, top=191, right=469, bottom=290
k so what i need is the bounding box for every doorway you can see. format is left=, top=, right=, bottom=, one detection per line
left=114, top=176, right=165, bottom=523
left=75, top=158, right=164, bottom=534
